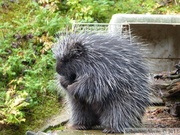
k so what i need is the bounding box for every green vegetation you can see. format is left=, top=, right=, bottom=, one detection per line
left=0, top=1, right=64, bottom=134
left=0, top=0, right=179, bottom=134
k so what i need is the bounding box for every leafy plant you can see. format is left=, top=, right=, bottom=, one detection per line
left=55, top=0, right=180, bottom=23
left=0, top=83, right=29, bottom=125
left=0, top=0, right=63, bottom=126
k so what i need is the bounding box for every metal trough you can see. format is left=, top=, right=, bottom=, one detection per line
left=109, top=14, right=180, bottom=73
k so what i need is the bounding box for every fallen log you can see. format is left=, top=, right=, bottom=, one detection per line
left=153, top=67, right=180, bottom=117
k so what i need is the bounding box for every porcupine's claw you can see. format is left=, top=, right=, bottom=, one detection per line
left=72, top=125, right=92, bottom=130
left=102, top=128, right=121, bottom=133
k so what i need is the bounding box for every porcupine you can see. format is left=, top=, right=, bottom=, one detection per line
left=53, top=33, right=151, bottom=133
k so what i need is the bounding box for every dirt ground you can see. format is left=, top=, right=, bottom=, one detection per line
left=143, top=106, right=180, bottom=128
left=26, top=106, right=180, bottom=135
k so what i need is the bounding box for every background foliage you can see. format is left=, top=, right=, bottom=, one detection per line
left=0, top=0, right=179, bottom=134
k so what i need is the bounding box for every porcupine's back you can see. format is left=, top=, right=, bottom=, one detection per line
left=83, top=34, right=151, bottom=131
left=79, top=34, right=150, bottom=101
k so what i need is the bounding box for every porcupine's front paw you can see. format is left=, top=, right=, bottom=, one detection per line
left=103, top=128, right=123, bottom=134
left=67, top=82, right=80, bottom=99
left=59, top=76, right=71, bottom=88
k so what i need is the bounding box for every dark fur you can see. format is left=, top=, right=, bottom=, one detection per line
left=53, top=33, right=151, bottom=133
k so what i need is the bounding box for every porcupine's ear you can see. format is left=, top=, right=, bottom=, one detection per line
left=75, top=42, right=83, bottom=51
left=73, top=42, right=85, bottom=56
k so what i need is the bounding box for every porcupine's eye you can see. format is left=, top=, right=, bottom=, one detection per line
left=60, top=58, right=64, bottom=62
left=69, top=73, right=76, bottom=83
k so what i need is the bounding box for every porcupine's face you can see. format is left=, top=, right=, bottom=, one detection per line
left=55, top=38, right=85, bottom=78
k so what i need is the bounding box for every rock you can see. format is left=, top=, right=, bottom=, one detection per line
left=39, top=104, right=70, bottom=132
